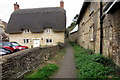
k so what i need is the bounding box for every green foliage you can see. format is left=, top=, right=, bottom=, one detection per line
left=71, top=43, right=118, bottom=78
left=25, top=64, right=58, bottom=80
left=68, top=21, right=77, bottom=28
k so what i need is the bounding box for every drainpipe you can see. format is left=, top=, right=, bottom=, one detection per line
left=99, top=0, right=117, bottom=55
left=100, top=1, right=103, bottom=55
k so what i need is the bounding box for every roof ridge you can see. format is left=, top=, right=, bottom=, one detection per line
left=12, top=7, right=65, bottom=15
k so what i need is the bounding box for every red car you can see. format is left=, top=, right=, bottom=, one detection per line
left=2, top=42, right=28, bottom=52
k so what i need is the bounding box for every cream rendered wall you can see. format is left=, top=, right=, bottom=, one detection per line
left=9, top=29, right=64, bottom=48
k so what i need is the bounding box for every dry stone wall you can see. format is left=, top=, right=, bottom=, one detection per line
left=0, top=45, right=60, bottom=79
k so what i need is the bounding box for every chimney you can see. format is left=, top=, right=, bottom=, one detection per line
left=60, top=0, right=64, bottom=8
left=14, top=2, right=19, bottom=11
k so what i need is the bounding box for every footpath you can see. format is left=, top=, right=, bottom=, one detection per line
left=53, top=43, right=76, bottom=78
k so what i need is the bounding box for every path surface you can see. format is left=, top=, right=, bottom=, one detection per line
left=53, top=44, right=76, bottom=78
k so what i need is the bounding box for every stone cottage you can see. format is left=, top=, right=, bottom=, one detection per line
left=77, top=1, right=120, bottom=66
left=6, top=2, right=66, bottom=48
left=0, top=19, right=8, bottom=42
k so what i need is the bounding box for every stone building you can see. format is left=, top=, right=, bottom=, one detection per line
left=6, top=2, right=66, bottom=48
left=77, top=1, right=120, bottom=66
left=69, top=25, right=78, bottom=43
left=0, top=19, right=8, bottom=42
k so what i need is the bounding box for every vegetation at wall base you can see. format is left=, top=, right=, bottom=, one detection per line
left=24, top=48, right=66, bottom=80
left=25, top=64, right=58, bottom=80
left=70, top=42, right=119, bottom=78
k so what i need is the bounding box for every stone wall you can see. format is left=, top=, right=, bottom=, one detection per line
left=77, top=2, right=120, bottom=66
left=0, top=45, right=60, bottom=78
left=69, top=31, right=78, bottom=43
left=103, top=7, right=120, bottom=66
left=78, top=2, right=100, bottom=53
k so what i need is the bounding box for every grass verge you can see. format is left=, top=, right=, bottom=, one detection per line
left=48, top=48, right=66, bottom=65
left=24, top=48, right=66, bottom=79
left=71, top=42, right=119, bottom=78
left=25, top=64, right=58, bottom=80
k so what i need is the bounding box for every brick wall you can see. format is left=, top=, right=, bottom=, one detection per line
left=0, top=45, right=60, bottom=78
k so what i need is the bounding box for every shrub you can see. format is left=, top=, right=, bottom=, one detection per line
left=71, top=43, right=118, bottom=78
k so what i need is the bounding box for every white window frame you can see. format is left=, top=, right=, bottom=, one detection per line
left=23, top=29, right=30, bottom=33
left=45, top=28, right=51, bottom=33
left=89, top=25, right=94, bottom=42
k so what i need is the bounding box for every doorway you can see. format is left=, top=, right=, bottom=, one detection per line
left=33, top=39, right=40, bottom=47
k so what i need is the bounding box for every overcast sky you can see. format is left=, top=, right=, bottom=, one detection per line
left=0, top=0, right=84, bottom=27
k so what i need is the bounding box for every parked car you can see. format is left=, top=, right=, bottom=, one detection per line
left=0, top=47, right=12, bottom=55
left=2, top=42, right=28, bottom=52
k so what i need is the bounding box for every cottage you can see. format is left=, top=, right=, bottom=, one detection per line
left=77, top=0, right=120, bottom=66
left=0, top=19, right=8, bottom=42
left=6, top=2, right=66, bottom=48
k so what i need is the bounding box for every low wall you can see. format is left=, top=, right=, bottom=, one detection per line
left=0, top=45, right=60, bottom=79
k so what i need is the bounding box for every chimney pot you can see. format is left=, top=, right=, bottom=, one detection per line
left=14, top=2, right=19, bottom=11
left=60, top=0, right=64, bottom=8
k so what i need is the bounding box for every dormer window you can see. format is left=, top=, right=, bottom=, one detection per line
left=45, top=28, right=52, bottom=33
left=23, top=29, right=30, bottom=33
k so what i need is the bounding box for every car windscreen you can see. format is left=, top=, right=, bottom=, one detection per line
left=2, top=42, right=11, bottom=46
left=11, top=42, right=21, bottom=46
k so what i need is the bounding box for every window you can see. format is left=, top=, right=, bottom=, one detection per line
left=82, top=31, right=85, bottom=43
left=46, top=39, right=52, bottom=43
left=89, top=6, right=94, bottom=16
left=23, top=39, right=29, bottom=43
left=23, top=29, right=30, bottom=33
left=11, top=42, right=20, bottom=46
left=82, top=18, right=85, bottom=25
left=89, top=26, right=94, bottom=41
left=2, top=42, right=11, bottom=46
left=45, top=28, right=51, bottom=33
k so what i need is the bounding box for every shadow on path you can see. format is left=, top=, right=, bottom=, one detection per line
left=53, top=43, right=76, bottom=78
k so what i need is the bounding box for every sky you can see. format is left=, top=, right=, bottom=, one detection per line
left=0, top=0, right=84, bottom=27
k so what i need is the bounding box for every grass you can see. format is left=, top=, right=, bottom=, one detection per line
left=25, top=64, right=58, bottom=80
left=70, top=42, right=119, bottom=79
left=24, top=48, right=66, bottom=80
left=48, top=48, right=66, bottom=65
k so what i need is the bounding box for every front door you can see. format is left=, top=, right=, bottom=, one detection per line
left=33, top=39, right=40, bottom=47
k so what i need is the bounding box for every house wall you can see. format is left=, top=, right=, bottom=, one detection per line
left=103, top=8, right=120, bottom=66
left=9, top=30, right=64, bottom=48
left=69, top=32, right=78, bottom=43
left=78, top=2, right=100, bottom=53
left=78, top=2, right=120, bottom=66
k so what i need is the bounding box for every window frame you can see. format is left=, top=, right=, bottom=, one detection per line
left=23, top=38, right=29, bottom=43
left=45, top=28, right=52, bottom=33
left=89, top=24, right=94, bottom=42
left=46, top=39, right=53, bottom=43
left=23, top=29, right=30, bottom=33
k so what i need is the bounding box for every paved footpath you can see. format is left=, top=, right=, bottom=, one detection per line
left=53, top=44, right=77, bottom=78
